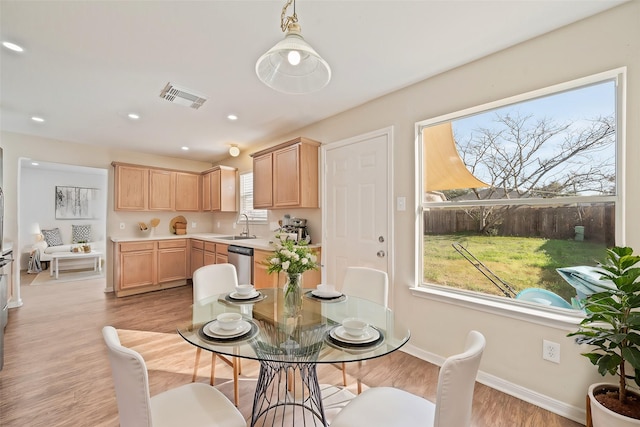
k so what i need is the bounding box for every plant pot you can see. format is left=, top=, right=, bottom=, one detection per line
left=589, top=383, right=640, bottom=427
left=283, top=273, right=303, bottom=317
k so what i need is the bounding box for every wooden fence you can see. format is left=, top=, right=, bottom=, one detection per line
left=424, top=204, right=615, bottom=246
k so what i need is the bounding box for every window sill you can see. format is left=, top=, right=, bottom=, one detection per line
left=410, top=285, right=583, bottom=331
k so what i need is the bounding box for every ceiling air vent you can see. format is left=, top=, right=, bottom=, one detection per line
left=159, top=82, right=207, bottom=109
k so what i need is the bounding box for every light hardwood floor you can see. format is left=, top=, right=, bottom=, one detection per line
left=0, top=271, right=584, bottom=426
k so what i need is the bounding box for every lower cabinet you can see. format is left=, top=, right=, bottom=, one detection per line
left=190, top=239, right=204, bottom=277
left=158, top=240, right=188, bottom=283
left=254, top=249, right=279, bottom=289
left=115, top=238, right=321, bottom=296
left=115, top=239, right=189, bottom=297
left=119, top=241, right=156, bottom=292
left=253, top=248, right=322, bottom=289
left=204, top=242, right=217, bottom=265
left=215, top=243, right=228, bottom=264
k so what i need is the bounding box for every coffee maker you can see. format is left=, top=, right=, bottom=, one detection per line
left=282, top=217, right=311, bottom=243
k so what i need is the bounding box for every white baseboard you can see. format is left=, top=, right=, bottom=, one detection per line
left=401, top=343, right=586, bottom=425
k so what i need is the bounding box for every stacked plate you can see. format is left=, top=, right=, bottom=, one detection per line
left=329, top=325, right=381, bottom=346
left=309, top=289, right=344, bottom=300
left=228, top=290, right=261, bottom=301
left=203, top=319, right=252, bottom=339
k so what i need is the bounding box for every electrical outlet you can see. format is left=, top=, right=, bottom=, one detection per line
left=542, top=340, right=561, bottom=363
left=191, top=222, right=196, bottom=228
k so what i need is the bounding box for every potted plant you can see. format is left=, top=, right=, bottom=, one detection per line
left=568, top=246, right=640, bottom=426
left=266, top=234, right=319, bottom=316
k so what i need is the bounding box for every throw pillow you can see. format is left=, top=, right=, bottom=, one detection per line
left=41, top=228, right=64, bottom=247
left=72, top=224, right=92, bottom=243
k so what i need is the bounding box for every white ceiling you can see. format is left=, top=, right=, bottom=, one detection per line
left=0, top=0, right=627, bottom=163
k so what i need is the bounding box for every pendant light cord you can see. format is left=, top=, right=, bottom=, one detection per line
left=280, top=0, right=298, bottom=32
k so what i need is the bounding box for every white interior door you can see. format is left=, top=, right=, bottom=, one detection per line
left=322, top=127, right=393, bottom=288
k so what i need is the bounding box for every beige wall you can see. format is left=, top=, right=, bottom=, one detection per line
left=1, top=2, right=638, bottom=422
left=226, top=2, right=639, bottom=422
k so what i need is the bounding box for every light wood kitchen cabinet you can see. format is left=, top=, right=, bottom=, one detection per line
left=175, top=172, right=200, bottom=211
left=157, top=239, right=188, bottom=283
left=190, top=239, right=204, bottom=277
left=253, top=247, right=321, bottom=289
left=116, top=241, right=156, bottom=294
left=149, top=169, right=175, bottom=210
left=202, top=166, right=237, bottom=212
left=114, top=164, right=149, bottom=210
left=113, top=162, right=204, bottom=212
left=253, top=249, right=278, bottom=289
left=215, top=243, right=228, bottom=264
left=252, top=153, right=273, bottom=209
left=251, top=137, right=320, bottom=209
left=114, top=239, right=189, bottom=297
left=204, top=242, right=217, bottom=265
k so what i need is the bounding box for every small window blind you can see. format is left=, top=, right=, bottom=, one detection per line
left=239, top=172, right=268, bottom=222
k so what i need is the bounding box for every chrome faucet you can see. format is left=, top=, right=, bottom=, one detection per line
left=240, top=214, right=250, bottom=237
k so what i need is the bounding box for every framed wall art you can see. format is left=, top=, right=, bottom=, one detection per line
left=55, top=186, right=99, bottom=219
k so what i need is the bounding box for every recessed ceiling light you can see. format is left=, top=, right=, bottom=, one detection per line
left=127, top=113, right=140, bottom=120
left=181, top=146, right=189, bottom=151
left=31, top=162, right=39, bottom=166
left=2, top=41, right=24, bottom=52
left=31, top=116, right=45, bottom=122
left=227, top=114, right=238, bottom=121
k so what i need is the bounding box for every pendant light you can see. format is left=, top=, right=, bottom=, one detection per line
left=255, top=0, right=331, bottom=94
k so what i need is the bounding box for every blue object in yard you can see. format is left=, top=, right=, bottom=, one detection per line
left=556, top=266, right=615, bottom=300
left=515, top=288, right=574, bottom=310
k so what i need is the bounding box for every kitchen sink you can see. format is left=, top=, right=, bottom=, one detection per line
left=218, top=235, right=257, bottom=241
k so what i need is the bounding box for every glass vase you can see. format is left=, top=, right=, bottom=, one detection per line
left=283, top=273, right=303, bottom=317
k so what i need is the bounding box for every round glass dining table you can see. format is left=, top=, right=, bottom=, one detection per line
left=177, top=287, right=410, bottom=427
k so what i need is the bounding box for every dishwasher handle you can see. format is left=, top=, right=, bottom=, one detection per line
left=228, top=245, right=254, bottom=256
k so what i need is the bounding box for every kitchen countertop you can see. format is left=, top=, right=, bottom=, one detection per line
left=110, top=233, right=320, bottom=251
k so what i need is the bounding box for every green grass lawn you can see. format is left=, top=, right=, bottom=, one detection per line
left=423, top=234, right=607, bottom=301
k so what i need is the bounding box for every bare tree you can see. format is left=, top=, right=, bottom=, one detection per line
left=447, top=112, right=615, bottom=233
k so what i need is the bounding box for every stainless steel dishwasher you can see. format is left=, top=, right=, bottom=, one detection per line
left=227, top=245, right=254, bottom=285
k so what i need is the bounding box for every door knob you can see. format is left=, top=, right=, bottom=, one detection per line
left=377, top=250, right=385, bottom=258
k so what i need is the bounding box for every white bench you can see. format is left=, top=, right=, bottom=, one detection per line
left=50, top=251, right=103, bottom=279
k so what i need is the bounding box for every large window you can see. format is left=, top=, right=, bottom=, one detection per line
left=238, top=172, right=267, bottom=223
left=417, top=70, right=624, bottom=313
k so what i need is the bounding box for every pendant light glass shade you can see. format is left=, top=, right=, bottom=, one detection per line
left=256, top=24, right=331, bottom=94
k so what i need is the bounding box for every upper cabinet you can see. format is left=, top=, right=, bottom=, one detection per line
left=149, top=169, right=175, bottom=210
left=251, top=137, right=320, bottom=209
left=113, top=162, right=203, bottom=212
left=114, top=164, right=149, bottom=211
left=201, top=166, right=237, bottom=212
left=175, top=172, right=201, bottom=211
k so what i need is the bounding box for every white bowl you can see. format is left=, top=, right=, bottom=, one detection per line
left=235, top=284, right=255, bottom=296
left=316, top=284, right=336, bottom=294
left=216, top=312, right=243, bottom=331
left=342, top=318, right=369, bottom=337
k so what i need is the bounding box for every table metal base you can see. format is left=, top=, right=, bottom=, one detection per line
left=251, top=360, right=327, bottom=427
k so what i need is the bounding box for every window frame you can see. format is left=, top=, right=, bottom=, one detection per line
left=414, top=68, right=627, bottom=327
left=237, top=171, right=268, bottom=224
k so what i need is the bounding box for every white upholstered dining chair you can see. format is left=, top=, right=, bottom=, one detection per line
left=102, top=326, right=246, bottom=427
left=339, top=266, right=389, bottom=393
left=191, top=263, right=242, bottom=406
left=330, top=330, right=486, bottom=427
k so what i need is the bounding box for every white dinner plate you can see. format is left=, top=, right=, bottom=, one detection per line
left=229, top=290, right=260, bottom=300
left=331, top=325, right=380, bottom=343
left=311, top=289, right=343, bottom=299
left=204, top=320, right=252, bottom=338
